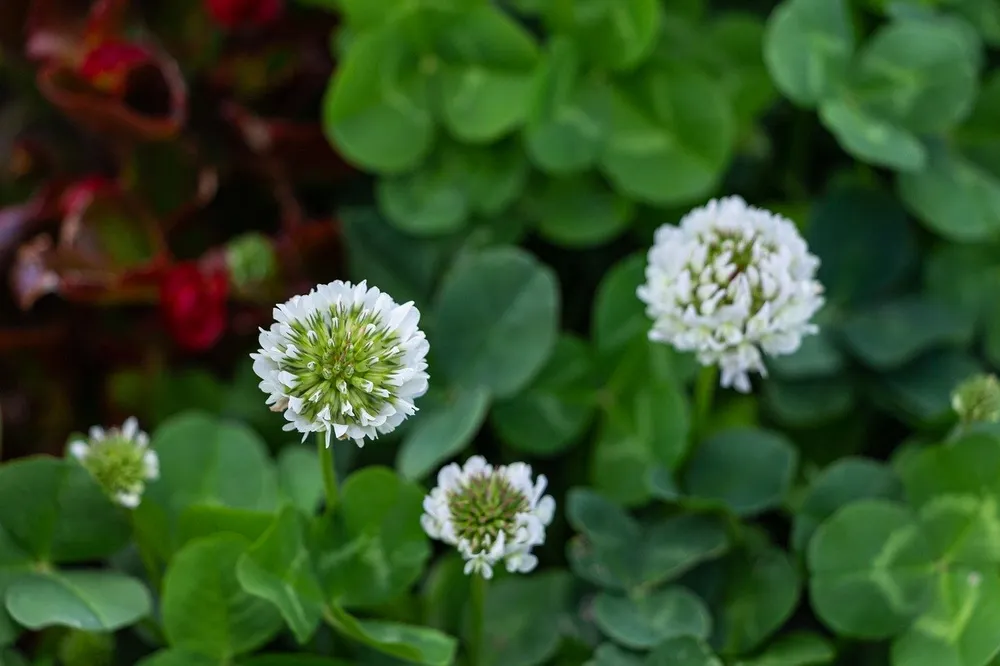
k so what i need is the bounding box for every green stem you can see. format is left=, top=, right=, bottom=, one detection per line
left=468, top=574, right=488, bottom=666
left=131, top=513, right=162, bottom=593
left=318, top=433, right=339, bottom=517
left=692, top=365, right=718, bottom=444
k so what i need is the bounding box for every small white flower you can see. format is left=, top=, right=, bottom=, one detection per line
left=421, top=456, right=555, bottom=579
left=68, top=416, right=158, bottom=509
left=637, top=196, right=824, bottom=393
left=251, top=280, right=430, bottom=448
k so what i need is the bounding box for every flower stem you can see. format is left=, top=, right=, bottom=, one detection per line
left=317, top=433, right=338, bottom=516
left=692, top=365, right=718, bottom=444
left=469, top=574, right=488, bottom=666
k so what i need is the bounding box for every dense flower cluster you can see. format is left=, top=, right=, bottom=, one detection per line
left=421, top=456, right=555, bottom=579
left=638, top=196, right=825, bottom=392
left=952, top=373, right=1000, bottom=424
left=252, top=280, right=429, bottom=447
left=68, top=417, right=159, bottom=508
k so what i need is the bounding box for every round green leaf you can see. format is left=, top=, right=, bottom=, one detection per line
left=236, top=507, right=324, bottom=645
left=955, top=71, right=1000, bottom=176
left=882, top=350, right=984, bottom=426
left=892, top=569, right=1000, bottom=666
left=434, top=247, right=560, bottom=397
left=792, top=457, right=904, bottom=551
left=850, top=20, right=979, bottom=133
left=0, top=457, right=130, bottom=564
left=524, top=38, right=612, bottom=174
left=137, top=411, right=279, bottom=558
left=840, top=296, right=973, bottom=370
left=587, top=643, right=645, bottom=666
left=490, top=335, right=597, bottom=456
left=763, top=0, right=854, bottom=106
left=807, top=500, right=935, bottom=639
left=529, top=173, right=634, bottom=248
left=397, top=388, right=491, bottom=480
left=647, top=637, right=723, bottom=666
left=375, top=156, right=470, bottom=236
left=324, top=602, right=456, bottom=666
left=434, top=6, right=539, bottom=143
left=709, top=15, right=779, bottom=123
left=899, top=432, right=1000, bottom=509
left=593, top=587, right=712, bottom=650
left=898, top=144, right=1000, bottom=242
left=683, top=428, right=798, bottom=517
left=323, top=26, right=433, bottom=173
left=601, top=67, right=734, bottom=205
left=592, top=253, right=647, bottom=354
left=763, top=377, right=855, bottom=428
left=243, top=656, right=354, bottom=666
left=717, top=530, right=802, bottom=654
left=566, top=488, right=641, bottom=545
left=5, top=571, right=150, bottom=631
left=134, top=650, right=223, bottom=666
left=818, top=97, right=927, bottom=171
left=805, top=185, right=917, bottom=308
left=638, top=515, right=731, bottom=590
left=276, top=445, right=324, bottom=514
left=547, top=0, right=661, bottom=71
left=162, top=535, right=283, bottom=659
left=483, top=571, right=573, bottom=666
left=316, top=467, right=430, bottom=607
left=734, top=632, right=835, bottom=666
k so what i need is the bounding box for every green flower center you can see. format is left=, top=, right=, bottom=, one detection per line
left=447, top=472, right=529, bottom=551
left=692, top=230, right=774, bottom=314
left=281, top=304, right=404, bottom=425
left=83, top=437, right=148, bottom=496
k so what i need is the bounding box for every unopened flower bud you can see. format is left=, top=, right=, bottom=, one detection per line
left=225, top=232, right=277, bottom=291
left=952, top=373, right=1000, bottom=424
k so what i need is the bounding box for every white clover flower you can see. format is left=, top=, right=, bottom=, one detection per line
left=68, top=417, right=159, bottom=508
left=637, top=196, right=824, bottom=393
left=421, top=456, right=555, bottom=579
left=251, top=280, right=429, bottom=448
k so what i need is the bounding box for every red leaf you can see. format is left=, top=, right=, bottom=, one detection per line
left=204, top=0, right=283, bottom=29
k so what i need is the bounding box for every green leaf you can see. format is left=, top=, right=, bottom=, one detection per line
left=236, top=506, right=324, bottom=644
left=766, top=331, right=844, bottom=381
left=792, top=457, right=904, bottom=551
left=716, top=530, right=802, bottom=654
left=162, top=535, right=283, bottom=659
left=587, top=643, right=645, bottom=666
left=683, top=428, right=798, bottom=517
left=923, top=241, right=1000, bottom=326
left=277, top=445, right=324, bottom=514
left=317, top=467, right=430, bottom=607
left=524, top=38, right=612, bottom=174
left=807, top=500, right=935, bottom=639
left=763, top=377, right=855, bottom=428
left=898, top=144, right=1000, bottom=242
left=805, top=185, right=917, bottom=308
left=840, top=297, right=973, bottom=370
left=324, top=602, right=457, bottom=665
left=593, top=587, right=712, bottom=650
left=734, top=632, right=835, bottom=666
left=176, top=506, right=275, bottom=547
left=647, top=637, right=723, bottom=666
left=0, top=457, right=129, bottom=563
left=955, top=71, right=1000, bottom=175
left=323, top=26, right=433, bottom=173
left=899, top=432, right=1000, bottom=509
left=592, top=253, right=648, bottom=354
left=818, top=97, right=927, bottom=171
left=601, top=66, right=734, bottom=205
left=891, top=569, right=1000, bottom=666
left=397, top=388, right=491, bottom=481
left=763, top=0, right=854, bottom=106
left=434, top=247, right=560, bottom=397
left=482, top=571, right=573, bottom=666
left=882, top=350, right=983, bottom=426
left=134, top=650, right=222, bottom=666
left=527, top=173, right=634, bottom=248
left=849, top=19, right=979, bottom=133
left=547, top=0, right=660, bottom=71
left=709, top=15, right=779, bottom=123
left=434, top=6, right=539, bottom=143
left=137, top=412, right=279, bottom=558
left=640, top=515, right=732, bottom=588
left=4, top=571, right=150, bottom=631
left=242, top=656, right=354, bottom=666
left=491, top=335, right=597, bottom=456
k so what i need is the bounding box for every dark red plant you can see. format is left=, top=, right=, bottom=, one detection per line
left=159, top=262, right=230, bottom=352
left=205, top=0, right=283, bottom=29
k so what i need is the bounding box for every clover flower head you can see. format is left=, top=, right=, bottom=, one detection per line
left=952, top=373, right=1000, bottom=424
left=421, top=456, right=555, bottom=580
left=251, top=280, right=430, bottom=448
left=68, top=417, right=159, bottom=508
left=637, top=196, right=825, bottom=393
